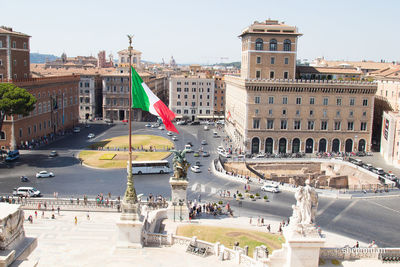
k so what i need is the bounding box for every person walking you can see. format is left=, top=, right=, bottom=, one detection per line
left=57, top=206, right=60, bottom=215
left=74, top=216, right=78, bottom=225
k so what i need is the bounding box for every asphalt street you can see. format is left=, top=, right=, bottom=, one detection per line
left=0, top=122, right=399, bottom=247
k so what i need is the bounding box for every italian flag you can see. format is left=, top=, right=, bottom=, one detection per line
left=131, top=67, right=179, bottom=133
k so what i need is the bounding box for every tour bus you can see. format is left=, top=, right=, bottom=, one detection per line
left=128, top=160, right=171, bottom=175
left=5, top=150, right=20, bottom=162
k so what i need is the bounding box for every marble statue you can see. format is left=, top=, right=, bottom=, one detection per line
left=171, top=149, right=190, bottom=180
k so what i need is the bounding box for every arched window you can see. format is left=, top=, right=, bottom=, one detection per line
left=283, top=39, right=291, bottom=51
left=255, top=38, right=263, bottom=51
left=358, top=139, right=366, bottom=152
left=269, top=39, right=277, bottom=51
left=251, top=137, right=260, bottom=154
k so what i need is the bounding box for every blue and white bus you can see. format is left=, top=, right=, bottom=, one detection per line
left=128, top=160, right=171, bottom=175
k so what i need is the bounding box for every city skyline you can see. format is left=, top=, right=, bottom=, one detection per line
left=3, top=0, right=400, bottom=64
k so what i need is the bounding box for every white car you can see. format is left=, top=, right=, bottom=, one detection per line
left=88, top=133, right=95, bottom=139
left=218, top=151, right=230, bottom=158
left=36, top=171, right=55, bottom=178
left=158, top=126, right=164, bottom=130
left=191, top=166, right=201, bottom=173
left=177, top=121, right=187, bottom=125
left=167, top=131, right=173, bottom=136
left=73, top=127, right=81, bottom=133
left=145, top=123, right=152, bottom=127
left=13, top=187, right=41, bottom=197
left=172, top=136, right=178, bottom=141
left=261, top=184, right=280, bottom=193
left=217, top=146, right=225, bottom=153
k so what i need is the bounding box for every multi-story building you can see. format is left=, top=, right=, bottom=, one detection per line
left=0, top=75, right=80, bottom=150
left=169, top=75, right=215, bottom=121
left=0, top=27, right=80, bottom=150
left=97, top=50, right=114, bottom=68
left=102, top=71, right=168, bottom=121
left=79, top=74, right=103, bottom=120
left=0, top=26, right=30, bottom=80
left=225, top=19, right=377, bottom=154
left=118, top=49, right=141, bottom=70
left=239, top=19, right=302, bottom=80
left=214, top=76, right=225, bottom=117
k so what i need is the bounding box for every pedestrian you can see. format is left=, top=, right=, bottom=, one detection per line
left=57, top=206, right=60, bottom=215
left=354, top=241, right=359, bottom=248
left=267, top=224, right=271, bottom=232
left=41, top=211, right=44, bottom=218
left=261, top=217, right=264, bottom=226
left=74, top=216, right=78, bottom=225
left=249, top=217, right=252, bottom=225
left=34, top=210, right=38, bottom=218
left=87, top=211, right=90, bottom=220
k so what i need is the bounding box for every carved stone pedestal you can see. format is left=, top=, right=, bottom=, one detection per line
left=168, top=178, right=189, bottom=221
left=116, top=201, right=143, bottom=249
left=283, top=225, right=325, bottom=267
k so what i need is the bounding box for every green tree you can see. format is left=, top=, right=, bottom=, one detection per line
left=0, top=83, right=36, bottom=134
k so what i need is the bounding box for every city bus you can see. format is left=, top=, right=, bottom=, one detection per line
left=128, top=160, right=171, bottom=175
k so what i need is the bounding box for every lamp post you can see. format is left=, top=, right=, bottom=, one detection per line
left=172, top=202, right=177, bottom=222
left=179, top=199, right=184, bottom=222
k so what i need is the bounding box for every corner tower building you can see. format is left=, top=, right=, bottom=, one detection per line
left=240, top=19, right=301, bottom=80
left=225, top=19, right=377, bottom=155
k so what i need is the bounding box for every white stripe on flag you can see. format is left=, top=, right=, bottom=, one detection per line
left=141, top=82, right=159, bottom=116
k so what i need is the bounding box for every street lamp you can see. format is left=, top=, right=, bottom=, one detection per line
left=172, top=201, right=177, bottom=222
left=178, top=199, right=184, bottom=222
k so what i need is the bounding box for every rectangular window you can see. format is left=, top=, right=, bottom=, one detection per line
left=296, top=110, right=300, bottom=116
left=360, top=122, right=367, bottom=131
left=267, top=119, right=274, bottom=129
left=323, top=110, right=327, bottom=117
left=347, top=122, right=354, bottom=130
left=184, top=109, right=188, bottom=114
left=191, top=110, right=196, bottom=114
left=177, top=101, right=181, bottom=106
left=282, top=109, right=287, bottom=115
left=184, top=88, right=189, bottom=92
left=362, top=111, right=367, bottom=117
left=12, top=41, right=16, bottom=48
left=0, top=41, right=2, bottom=48
left=309, top=110, right=314, bottom=116
left=282, top=97, right=288, bottom=104
left=336, top=110, right=340, bottom=117
left=321, top=121, right=327, bottom=130
left=270, top=57, right=275, bottom=64
left=256, top=56, right=261, bottom=64
left=268, top=96, right=274, bottom=104
left=191, top=102, right=195, bottom=106
left=349, top=110, right=354, bottom=117
left=296, top=97, right=301, bottom=105
left=268, top=109, right=273, bottom=115
left=280, top=120, right=287, bottom=130
left=349, top=98, right=355, bottom=106
left=256, top=70, right=261, bottom=78
left=308, top=121, right=314, bottom=130
left=23, top=42, right=27, bottom=49
left=270, top=71, right=274, bottom=79
left=363, top=99, right=368, bottom=106
left=184, top=95, right=188, bottom=99
left=323, top=97, right=328, bottom=106
left=284, top=57, right=289, bottom=64
left=192, top=88, right=196, bottom=92
left=177, top=88, right=181, bottom=92
left=253, top=119, right=260, bottom=129
left=337, top=98, right=342, bottom=106
left=284, top=72, right=289, bottom=79
left=294, top=120, right=301, bottom=130
left=176, top=109, right=181, bottom=114
left=334, top=121, right=341, bottom=130
left=255, top=96, right=260, bottom=104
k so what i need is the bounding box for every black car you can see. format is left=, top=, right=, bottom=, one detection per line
left=20, top=176, right=30, bottom=182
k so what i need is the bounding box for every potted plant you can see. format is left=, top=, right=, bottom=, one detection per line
left=264, top=195, right=268, bottom=202
left=237, top=193, right=243, bottom=199
left=218, top=200, right=223, bottom=205
left=255, top=193, right=260, bottom=199
left=250, top=194, right=255, bottom=201
left=245, top=190, right=250, bottom=198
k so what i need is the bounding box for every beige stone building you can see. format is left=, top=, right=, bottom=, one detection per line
left=225, top=19, right=377, bottom=154
left=169, top=75, right=215, bottom=121
left=239, top=19, right=301, bottom=80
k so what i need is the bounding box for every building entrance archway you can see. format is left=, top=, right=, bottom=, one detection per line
left=332, top=138, right=340, bottom=153
left=292, top=138, right=300, bottom=153
left=265, top=138, right=273, bottom=154
left=345, top=139, right=353, bottom=152
left=279, top=138, right=287, bottom=154
left=358, top=139, right=366, bottom=152
left=305, top=138, right=314, bottom=153
left=251, top=137, right=260, bottom=154
left=318, top=138, right=327, bottom=153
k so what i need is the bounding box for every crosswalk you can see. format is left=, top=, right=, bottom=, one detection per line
left=190, top=182, right=222, bottom=196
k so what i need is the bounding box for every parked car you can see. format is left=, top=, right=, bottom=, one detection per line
left=191, top=166, right=201, bottom=173
left=36, top=171, right=55, bottom=178
left=261, top=184, right=280, bottom=193
left=201, top=140, right=207, bottom=145
left=176, top=120, right=187, bottom=125
left=372, top=167, right=385, bottom=175
left=216, top=120, right=225, bottom=125
left=73, top=127, right=81, bottom=133
left=13, top=187, right=41, bottom=197
left=202, top=151, right=210, bottom=157
left=385, top=173, right=398, bottom=181
left=361, top=163, right=373, bottom=171
left=85, top=124, right=91, bottom=128
left=49, top=151, right=58, bottom=157
left=145, top=123, right=152, bottom=127
left=5, top=150, right=20, bottom=162
left=158, top=126, right=165, bottom=130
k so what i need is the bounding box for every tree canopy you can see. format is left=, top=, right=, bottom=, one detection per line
left=0, top=83, right=37, bottom=133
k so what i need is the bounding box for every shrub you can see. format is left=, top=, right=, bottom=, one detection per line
left=238, top=193, right=243, bottom=197
left=255, top=193, right=260, bottom=197
left=218, top=201, right=223, bottom=205
left=263, top=195, right=268, bottom=200
left=250, top=195, right=254, bottom=199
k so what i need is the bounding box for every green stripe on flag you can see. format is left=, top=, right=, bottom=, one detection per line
left=131, top=67, right=150, bottom=111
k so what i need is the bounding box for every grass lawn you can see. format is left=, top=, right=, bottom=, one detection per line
left=87, top=135, right=174, bottom=150
left=176, top=225, right=284, bottom=257
left=78, top=151, right=171, bottom=169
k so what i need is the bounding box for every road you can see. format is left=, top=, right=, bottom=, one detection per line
left=0, top=122, right=399, bottom=247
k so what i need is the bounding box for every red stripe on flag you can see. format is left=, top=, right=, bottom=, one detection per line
left=153, top=100, right=179, bottom=134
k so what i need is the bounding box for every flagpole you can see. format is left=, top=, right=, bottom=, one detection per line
left=123, top=35, right=137, bottom=205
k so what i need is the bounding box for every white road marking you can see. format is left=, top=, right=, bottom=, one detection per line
left=191, top=183, right=199, bottom=191
left=330, top=200, right=359, bottom=223
left=210, top=187, right=217, bottom=194
left=201, top=184, right=206, bottom=193
left=365, top=199, right=400, bottom=215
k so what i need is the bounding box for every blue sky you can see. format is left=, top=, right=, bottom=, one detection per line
left=3, top=0, right=399, bottom=64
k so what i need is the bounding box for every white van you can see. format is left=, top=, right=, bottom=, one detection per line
left=184, top=144, right=193, bottom=153
left=12, top=187, right=41, bottom=197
